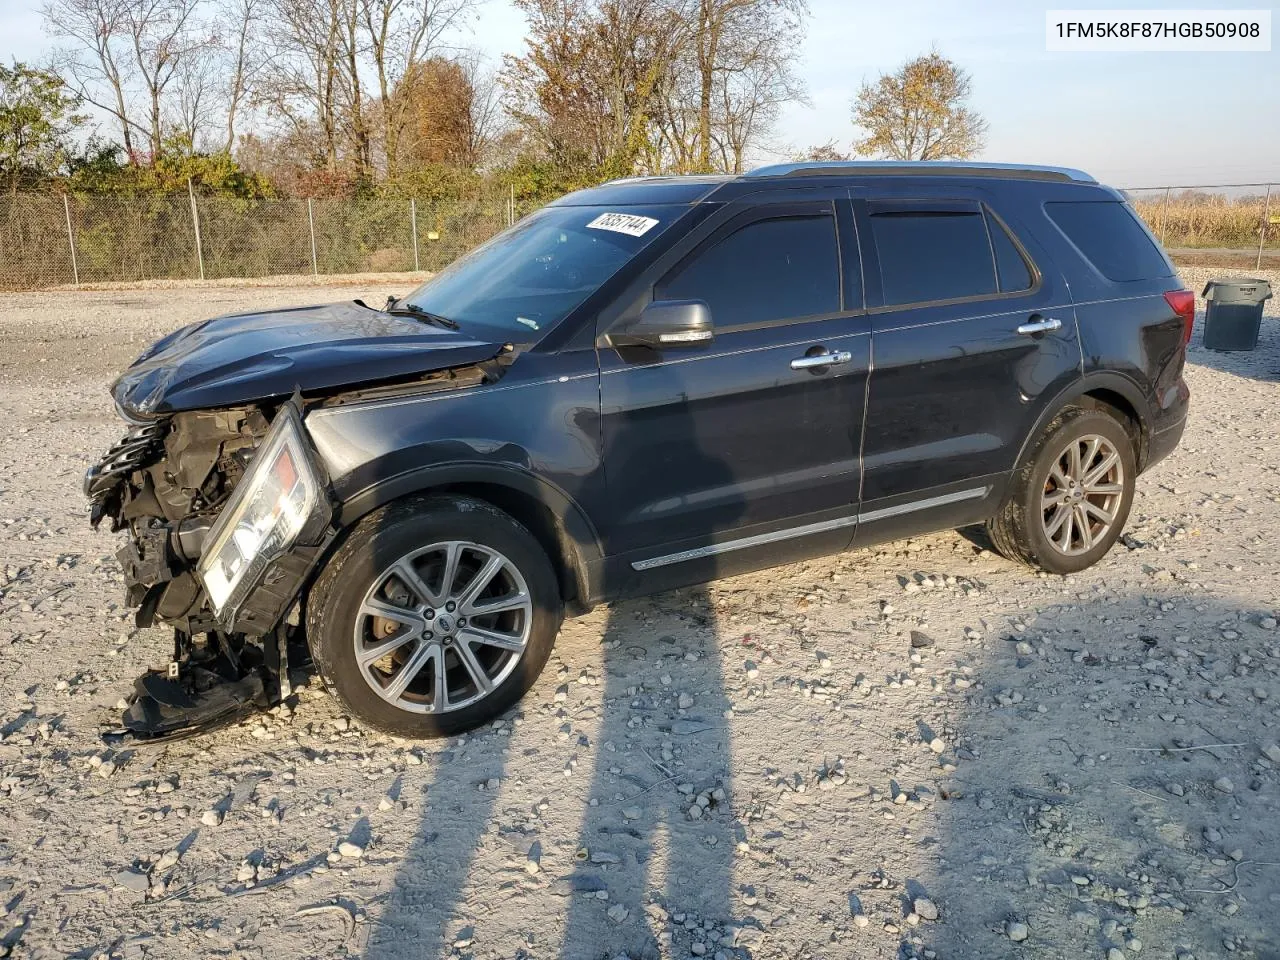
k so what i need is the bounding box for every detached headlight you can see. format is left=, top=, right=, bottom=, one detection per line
left=198, top=407, right=322, bottom=616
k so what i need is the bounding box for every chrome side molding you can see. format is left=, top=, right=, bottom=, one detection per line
left=630, top=486, right=990, bottom=571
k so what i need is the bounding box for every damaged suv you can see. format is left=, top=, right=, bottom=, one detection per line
left=87, top=161, right=1192, bottom=739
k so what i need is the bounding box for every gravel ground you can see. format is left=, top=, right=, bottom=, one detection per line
left=0, top=270, right=1278, bottom=960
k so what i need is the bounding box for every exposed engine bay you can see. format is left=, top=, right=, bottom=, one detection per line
left=86, top=406, right=292, bottom=739
left=89, top=407, right=268, bottom=622
left=82, top=282, right=521, bottom=744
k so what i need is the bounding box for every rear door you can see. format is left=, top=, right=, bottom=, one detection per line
left=597, top=192, right=870, bottom=591
left=854, top=188, right=1082, bottom=543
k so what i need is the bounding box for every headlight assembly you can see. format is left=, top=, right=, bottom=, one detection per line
left=197, top=406, right=324, bottom=619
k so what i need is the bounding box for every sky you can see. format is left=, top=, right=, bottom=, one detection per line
left=2, top=0, right=1277, bottom=188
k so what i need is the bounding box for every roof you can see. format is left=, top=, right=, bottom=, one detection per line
left=566, top=161, right=1100, bottom=208
left=745, top=161, right=1097, bottom=183
left=549, top=176, right=731, bottom=206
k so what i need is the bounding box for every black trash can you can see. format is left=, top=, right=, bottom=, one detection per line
left=1201, top=278, right=1272, bottom=351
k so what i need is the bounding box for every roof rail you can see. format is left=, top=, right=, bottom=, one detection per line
left=745, top=160, right=1097, bottom=184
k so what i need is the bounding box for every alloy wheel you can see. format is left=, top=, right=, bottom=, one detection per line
left=352, top=541, right=533, bottom=713
left=1041, top=434, right=1126, bottom=556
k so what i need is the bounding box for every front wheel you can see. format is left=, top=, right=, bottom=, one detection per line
left=306, top=495, right=562, bottom=738
left=987, top=408, right=1137, bottom=575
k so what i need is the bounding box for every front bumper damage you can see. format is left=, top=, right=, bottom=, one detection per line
left=86, top=401, right=333, bottom=742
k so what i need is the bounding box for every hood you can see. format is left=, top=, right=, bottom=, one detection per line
left=113, top=301, right=505, bottom=416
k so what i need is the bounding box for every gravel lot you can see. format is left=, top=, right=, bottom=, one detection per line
left=0, top=269, right=1278, bottom=960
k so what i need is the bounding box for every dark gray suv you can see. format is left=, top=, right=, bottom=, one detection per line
left=86, top=161, right=1192, bottom=739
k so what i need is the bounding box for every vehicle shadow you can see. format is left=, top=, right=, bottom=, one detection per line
left=363, top=387, right=743, bottom=958
left=904, top=588, right=1280, bottom=960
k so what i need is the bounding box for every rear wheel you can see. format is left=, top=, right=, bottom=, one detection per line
left=987, top=408, right=1136, bottom=575
left=306, top=495, right=562, bottom=738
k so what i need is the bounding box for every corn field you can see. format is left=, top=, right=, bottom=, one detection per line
left=1126, top=185, right=1278, bottom=253
left=0, top=182, right=1275, bottom=290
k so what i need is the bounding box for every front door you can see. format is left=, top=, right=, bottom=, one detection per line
left=597, top=196, right=870, bottom=593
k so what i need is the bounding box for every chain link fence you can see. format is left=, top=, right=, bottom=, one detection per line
left=1, top=180, right=1276, bottom=290
left=1122, top=183, right=1277, bottom=268
left=0, top=187, right=537, bottom=290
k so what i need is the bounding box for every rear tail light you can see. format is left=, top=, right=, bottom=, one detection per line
left=1164, top=289, right=1195, bottom=345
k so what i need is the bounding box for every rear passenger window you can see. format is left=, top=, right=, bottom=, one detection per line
left=1045, top=201, right=1171, bottom=282
left=986, top=211, right=1033, bottom=292
left=658, top=215, right=840, bottom=327
left=870, top=209, right=996, bottom=305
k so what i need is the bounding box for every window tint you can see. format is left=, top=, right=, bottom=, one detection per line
left=1045, top=201, right=1171, bottom=282
left=871, top=210, right=996, bottom=305
left=658, top=215, right=840, bottom=326
left=986, top=211, right=1033, bottom=292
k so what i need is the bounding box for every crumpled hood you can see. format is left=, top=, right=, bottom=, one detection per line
left=113, top=301, right=505, bottom=415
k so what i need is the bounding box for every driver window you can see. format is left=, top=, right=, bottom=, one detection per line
left=657, top=214, right=840, bottom=329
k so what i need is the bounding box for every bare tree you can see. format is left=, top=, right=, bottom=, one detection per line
left=122, top=0, right=209, bottom=157
left=710, top=57, right=798, bottom=173
left=44, top=0, right=211, bottom=161
left=37, top=0, right=808, bottom=185
left=689, top=0, right=805, bottom=172
left=170, top=44, right=220, bottom=148
left=360, top=0, right=475, bottom=174
left=43, top=0, right=143, bottom=160
left=262, top=0, right=346, bottom=170
left=705, top=13, right=804, bottom=172
left=257, top=0, right=477, bottom=178
left=503, top=0, right=687, bottom=178
left=793, top=139, right=850, bottom=162
left=219, top=0, right=266, bottom=152
left=852, top=50, right=987, bottom=161
left=460, top=56, right=506, bottom=169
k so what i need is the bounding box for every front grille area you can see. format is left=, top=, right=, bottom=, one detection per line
left=85, top=421, right=167, bottom=494
left=85, top=420, right=169, bottom=529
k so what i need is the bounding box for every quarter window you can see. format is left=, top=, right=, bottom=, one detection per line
left=658, top=214, right=840, bottom=327
left=1045, top=200, right=1172, bottom=282
left=870, top=209, right=997, bottom=305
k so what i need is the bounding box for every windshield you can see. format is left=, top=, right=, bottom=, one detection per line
left=401, top=204, right=682, bottom=341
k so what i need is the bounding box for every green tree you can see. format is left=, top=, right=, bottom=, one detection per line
left=852, top=51, right=986, bottom=161
left=66, top=135, right=273, bottom=197
left=0, top=61, right=85, bottom=191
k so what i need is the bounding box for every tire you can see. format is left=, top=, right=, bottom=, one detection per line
left=987, top=407, right=1136, bottom=575
left=305, top=494, right=562, bottom=738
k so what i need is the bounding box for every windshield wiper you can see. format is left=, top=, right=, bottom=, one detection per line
left=382, top=297, right=460, bottom=331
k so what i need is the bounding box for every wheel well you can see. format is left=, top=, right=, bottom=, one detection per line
left=428, top=482, right=586, bottom=609
left=1078, top=388, right=1147, bottom=468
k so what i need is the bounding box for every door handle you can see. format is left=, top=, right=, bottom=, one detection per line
left=790, top=350, right=852, bottom=370
left=1016, top=316, right=1063, bottom=336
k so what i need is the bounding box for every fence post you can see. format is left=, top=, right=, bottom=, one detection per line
left=410, top=198, right=420, bottom=272
left=1160, top=186, right=1171, bottom=246
left=63, top=194, right=80, bottom=287
left=1258, top=184, right=1273, bottom=271
left=187, top=178, right=205, bottom=280
left=307, top=199, right=319, bottom=277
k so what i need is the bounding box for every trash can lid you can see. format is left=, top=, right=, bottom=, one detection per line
left=1202, top=278, right=1273, bottom=302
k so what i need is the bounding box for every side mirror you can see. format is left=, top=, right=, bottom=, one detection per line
left=610, top=299, right=714, bottom=349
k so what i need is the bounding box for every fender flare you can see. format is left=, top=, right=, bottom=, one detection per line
left=334, top=461, right=605, bottom=600
left=1012, top=371, right=1153, bottom=471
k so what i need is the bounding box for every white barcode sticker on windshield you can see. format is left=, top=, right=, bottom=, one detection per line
left=586, top=212, right=659, bottom=237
